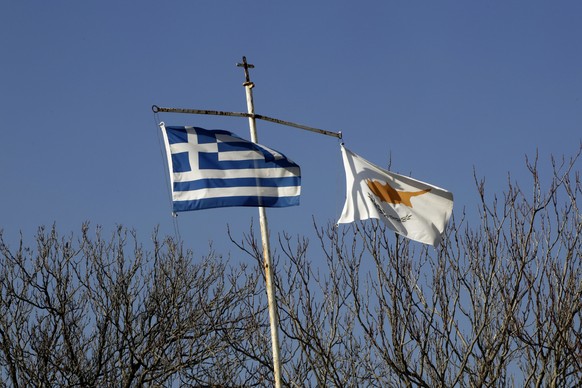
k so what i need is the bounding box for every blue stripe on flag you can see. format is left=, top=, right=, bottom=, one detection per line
left=194, top=127, right=233, bottom=144
left=198, top=152, right=297, bottom=170
left=173, top=195, right=300, bottom=212
left=217, top=141, right=277, bottom=162
left=174, top=176, right=300, bottom=192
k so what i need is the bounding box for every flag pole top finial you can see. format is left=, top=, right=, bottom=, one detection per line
left=237, top=56, right=255, bottom=87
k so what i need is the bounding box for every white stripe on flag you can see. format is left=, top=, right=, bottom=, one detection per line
left=173, top=167, right=301, bottom=181
left=173, top=186, right=300, bottom=201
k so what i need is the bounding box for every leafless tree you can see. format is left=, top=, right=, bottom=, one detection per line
left=258, top=145, right=581, bottom=387
left=1, top=146, right=580, bottom=387
left=0, top=225, right=264, bottom=387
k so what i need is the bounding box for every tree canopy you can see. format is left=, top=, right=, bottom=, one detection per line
left=1, top=147, right=580, bottom=387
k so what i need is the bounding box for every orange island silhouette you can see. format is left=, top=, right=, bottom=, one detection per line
left=366, top=179, right=431, bottom=208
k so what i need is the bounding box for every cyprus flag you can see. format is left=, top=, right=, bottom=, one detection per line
left=338, top=145, right=454, bottom=246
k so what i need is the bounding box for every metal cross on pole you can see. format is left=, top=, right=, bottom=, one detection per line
left=237, top=55, right=255, bottom=86
left=237, top=56, right=283, bottom=388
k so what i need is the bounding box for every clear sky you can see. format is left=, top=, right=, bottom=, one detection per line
left=1, top=1, right=581, bottom=254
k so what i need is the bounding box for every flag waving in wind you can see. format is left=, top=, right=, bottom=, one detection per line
left=338, top=145, right=453, bottom=246
left=160, top=124, right=301, bottom=212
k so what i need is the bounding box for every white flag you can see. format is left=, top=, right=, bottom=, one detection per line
left=338, top=145, right=453, bottom=246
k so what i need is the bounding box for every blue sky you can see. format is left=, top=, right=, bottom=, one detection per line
left=1, top=1, right=581, bottom=254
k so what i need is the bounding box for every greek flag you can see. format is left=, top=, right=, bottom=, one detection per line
left=160, top=124, right=301, bottom=212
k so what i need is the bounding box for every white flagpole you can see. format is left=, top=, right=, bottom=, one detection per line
left=237, top=56, right=283, bottom=388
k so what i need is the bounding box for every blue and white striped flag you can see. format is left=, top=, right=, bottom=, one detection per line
left=160, top=124, right=301, bottom=212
